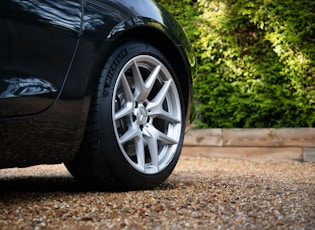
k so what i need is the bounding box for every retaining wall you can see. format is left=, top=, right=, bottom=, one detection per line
left=182, top=128, right=315, bottom=162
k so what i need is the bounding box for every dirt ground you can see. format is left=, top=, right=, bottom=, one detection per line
left=0, top=156, right=314, bottom=229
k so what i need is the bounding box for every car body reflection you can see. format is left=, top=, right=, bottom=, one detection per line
left=0, top=76, right=57, bottom=99
left=10, top=0, right=81, bottom=32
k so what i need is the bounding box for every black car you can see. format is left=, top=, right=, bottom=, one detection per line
left=0, top=0, right=195, bottom=190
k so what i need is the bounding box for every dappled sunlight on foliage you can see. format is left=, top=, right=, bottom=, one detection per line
left=158, top=0, right=315, bottom=128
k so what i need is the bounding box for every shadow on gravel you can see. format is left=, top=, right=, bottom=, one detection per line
left=0, top=172, right=183, bottom=195
left=0, top=175, right=89, bottom=193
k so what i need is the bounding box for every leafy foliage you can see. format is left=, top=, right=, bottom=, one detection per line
left=158, top=0, right=315, bottom=127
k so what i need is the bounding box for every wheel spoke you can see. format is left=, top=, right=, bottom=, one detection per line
left=119, top=125, right=146, bottom=172
left=134, top=134, right=145, bottom=172
left=133, top=60, right=161, bottom=102
left=145, top=123, right=177, bottom=146
left=146, top=65, right=161, bottom=91
left=145, top=133, right=159, bottom=172
left=114, top=103, right=133, bottom=120
left=120, top=72, right=134, bottom=102
left=144, top=123, right=178, bottom=172
left=146, top=78, right=180, bottom=123
left=114, top=73, right=135, bottom=120
left=157, top=130, right=177, bottom=145
left=147, top=79, right=171, bottom=109
left=149, top=109, right=181, bottom=124
left=118, top=124, right=139, bottom=144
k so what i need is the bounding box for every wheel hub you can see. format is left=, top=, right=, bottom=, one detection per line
left=135, top=104, right=148, bottom=126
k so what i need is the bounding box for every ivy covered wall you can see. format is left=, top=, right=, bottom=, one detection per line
left=158, top=0, right=315, bottom=128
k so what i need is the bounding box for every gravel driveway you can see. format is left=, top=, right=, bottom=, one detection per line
left=0, top=156, right=314, bottom=229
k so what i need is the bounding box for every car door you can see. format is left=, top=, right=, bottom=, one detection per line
left=0, top=0, right=82, bottom=118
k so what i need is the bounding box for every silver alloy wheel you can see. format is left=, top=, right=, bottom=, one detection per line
left=112, top=55, right=182, bottom=174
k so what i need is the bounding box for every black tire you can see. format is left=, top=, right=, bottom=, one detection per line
left=65, top=41, right=185, bottom=191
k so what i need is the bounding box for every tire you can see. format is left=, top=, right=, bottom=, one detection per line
left=65, top=41, right=185, bottom=191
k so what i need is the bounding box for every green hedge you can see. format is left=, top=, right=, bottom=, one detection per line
left=158, top=0, right=315, bottom=128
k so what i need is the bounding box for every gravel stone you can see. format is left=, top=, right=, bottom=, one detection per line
left=0, top=156, right=314, bottom=229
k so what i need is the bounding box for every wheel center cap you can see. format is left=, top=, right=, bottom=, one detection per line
left=136, top=105, right=148, bottom=125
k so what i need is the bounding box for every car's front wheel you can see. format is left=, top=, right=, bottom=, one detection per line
left=65, top=41, right=185, bottom=190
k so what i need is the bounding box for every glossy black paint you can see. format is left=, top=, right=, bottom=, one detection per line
left=0, top=0, right=195, bottom=169
left=0, top=0, right=81, bottom=117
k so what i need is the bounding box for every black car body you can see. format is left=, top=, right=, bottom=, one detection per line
left=0, top=0, right=195, bottom=190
